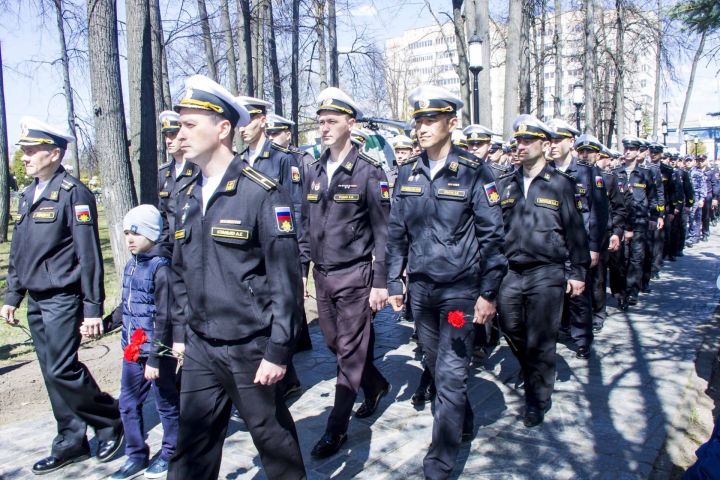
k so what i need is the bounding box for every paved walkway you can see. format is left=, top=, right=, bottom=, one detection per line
left=1, top=235, right=719, bottom=479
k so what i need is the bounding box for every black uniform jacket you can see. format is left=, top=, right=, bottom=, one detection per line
left=643, top=161, right=666, bottom=219
left=5, top=166, right=104, bottom=317
left=550, top=158, right=609, bottom=253
left=612, top=164, right=658, bottom=230
left=240, top=139, right=303, bottom=228
left=157, top=159, right=198, bottom=243
left=171, top=156, right=302, bottom=365
left=299, top=145, right=390, bottom=288
left=496, top=163, right=590, bottom=281
left=601, top=168, right=629, bottom=239
left=386, top=147, right=508, bottom=298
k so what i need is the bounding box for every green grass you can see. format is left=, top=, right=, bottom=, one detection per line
left=0, top=205, right=119, bottom=364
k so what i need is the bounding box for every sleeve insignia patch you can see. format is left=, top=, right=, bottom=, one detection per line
left=291, top=166, right=301, bottom=183
left=484, top=182, right=500, bottom=204
left=74, top=204, right=92, bottom=223
left=380, top=181, right=390, bottom=200
left=275, top=206, right=295, bottom=233
left=595, top=175, right=605, bottom=189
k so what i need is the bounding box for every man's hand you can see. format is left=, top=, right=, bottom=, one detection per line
left=473, top=296, right=496, bottom=325
left=81, top=317, right=103, bottom=338
left=1, top=305, right=17, bottom=325
left=172, top=342, right=185, bottom=358
left=144, top=365, right=160, bottom=381
left=657, top=217, right=664, bottom=230
left=369, top=288, right=388, bottom=312
left=388, top=295, right=404, bottom=312
left=698, top=199, right=705, bottom=209
left=302, top=277, right=309, bottom=298
left=566, top=280, right=586, bottom=297
left=608, top=234, right=621, bottom=252
left=667, top=213, right=675, bottom=222
left=590, top=251, right=600, bottom=268
left=624, top=230, right=634, bottom=242
left=713, top=199, right=718, bottom=208
left=254, top=359, right=287, bottom=385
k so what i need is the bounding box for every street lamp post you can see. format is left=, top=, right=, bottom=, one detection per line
left=573, top=82, right=584, bottom=131
left=634, top=106, right=642, bottom=137
left=467, top=35, right=483, bottom=125
left=684, top=133, right=690, bottom=155
left=661, top=120, right=668, bottom=145
left=694, top=137, right=699, bottom=155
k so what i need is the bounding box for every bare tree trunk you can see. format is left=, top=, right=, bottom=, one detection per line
left=614, top=0, right=625, bottom=146
left=0, top=43, right=10, bottom=242
left=519, top=0, right=532, bottom=114
left=475, top=0, right=492, bottom=126
left=315, top=0, right=327, bottom=89
left=53, top=0, right=80, bottom=176
left=583, top=0, right=595, bottom=133
left=504, top=0, right=522, bottom=136
left=291, top=0, right=299, bottom=144
left=87, top=0, right=137, bottom=276
left=651, top=0, right=662, bottom=141
left=452, top=0, right=471, bottom=125
left=161, top=31, right=172, bottom=108
left=533, top=4, right=547, bottom=117
left=553, top=0, right=563, bottom=118
left=238, top=0, right=254, bottom=95
left=150, top=0, right=166, bottom=164
left=677, top=31, right=706, bottom=143
left=253, top=0, right=265, bottom=98
left=197, top=0, right=218, bottom=80
left=126, top=0, right=158, bottom=204
left=327, top=0, right=338, bottom=87
left=267, top=0, right=282, bottom=114
left=220, top=0, right=238, bottom=94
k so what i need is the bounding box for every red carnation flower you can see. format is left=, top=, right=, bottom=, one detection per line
left=448, top=310, right=466, bottom=329
left=124, top=343, right=141, bottom=362
left=130, top=328, right=148, bottom=346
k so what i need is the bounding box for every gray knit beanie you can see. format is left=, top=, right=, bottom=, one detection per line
left=123, top=204, right=163, bottom=243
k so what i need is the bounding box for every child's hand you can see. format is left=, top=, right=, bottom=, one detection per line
left=144, top=365, right=160, bottom=381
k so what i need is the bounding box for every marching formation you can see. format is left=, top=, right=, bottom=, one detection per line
left=3, top=74, right=719, bottom=480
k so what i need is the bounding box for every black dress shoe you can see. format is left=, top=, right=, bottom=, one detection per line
left=111, top=459, right=148, bottom=479
left=311, top=432, right=347, bottom=458
left=355, top=383, right=391, bottom=418
left=411, top=382, right=436, bottom=406
left=575, top=346, right=591, bottom=359
left=461, top=421, right=474, bottom=442
left=32, top=452, right=90, bottom=475
left=627, top=296, right=638, bottom=306
left=592, top=323, right=603, bottom=333
left=97, top=429, right=124, bottom=463
left=523, top=401, right=552, bottom=428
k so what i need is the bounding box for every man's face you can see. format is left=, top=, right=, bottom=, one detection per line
left=394, top=148, right=412, bottom=164
left=516, top=137, right=548, bottom=165
left=22, top=144, right=61, bottom=179
left=638, top=147, right=649, bottom=160
left=266, top=129, right=292, bottom=148
left=576, top=148, right=597, bottom=164
left=549, top=137, right=573, bottom=160
left=623, top=145, right=639, bottom=162
left=318, top=111, right=354, bottom=148
left=164, top=131, right=182, bottom=155
left=596, top=155, right=610, bottom=170
left=468, top=140, right=490, bottom=159
left=650, top=151, right=662, bottom=162
left=415, top=114, right=456, bottom=151
left=177, top=109, right=232, bottom=164
left=238, top=113, right=266, bottom=145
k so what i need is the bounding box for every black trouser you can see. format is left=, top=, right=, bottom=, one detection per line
left=626, top=228, right=647, bottom=297
left=651, top=218, right=666, bottom=275
left=314, top=263, right=387, bottom=436
left=702, top=196, right=712, bottom=235
left=591, top=246, right=610, bottom=330
left=497, top=264, right=565, bottom=411
left=562, top=263, right=593, bottom=349
left=27, top=290, right=121, bottom=458
left=671, top=209, right=688, bottom=256
left=168, top=329, right=305, bottom=480
left=409, top=278, right=477, bottom=480
left=608, top=245, right=626, bottom=296
left=642, top=221, right=658, bottom=288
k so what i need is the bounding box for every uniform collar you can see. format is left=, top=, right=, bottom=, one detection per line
left=413, top=147, right=462, bottom=179
left=187, top=156, right=241, bottom=200
left=515, top=162, right=554, bottom=183
left=28, top=165, right=66, bottom=205
left=319, top=144, right=359, bottom=174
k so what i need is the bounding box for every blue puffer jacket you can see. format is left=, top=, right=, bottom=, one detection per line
left=120, top=248, right=170, bottom=358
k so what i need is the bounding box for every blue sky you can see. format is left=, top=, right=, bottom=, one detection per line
left=0, top=0, right=717, bottom=150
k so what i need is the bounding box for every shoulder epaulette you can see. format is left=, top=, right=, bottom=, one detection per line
left=61, top=179, right=75, bottom=191
left=458, top=155, right=479, bottom=169
left=358, top=152, right=381, bottom=168
left=577, top=160, right=592, bottom=167
left=308, top=157, right=319, bottom=165
left=489, top=163, right=510, bottom=173
left=638, top=165, right=650, bottom=171
left=270, top=142, right=291, bottom=154
left=497, top=169, right=516, bottom=180
left=555, top=168, right=576, bottom=182
left=158, top=161, right=172, bottom=170
left=241, top=166, right=277, bottom=191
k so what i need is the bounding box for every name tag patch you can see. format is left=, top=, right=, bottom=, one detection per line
left=159, top=191, right=170, bottom=198
left=501, top=197, right=516, bottom=207
left=399, top=185, right=423, bottom=195
left=333, top=194, right=360, bottom=202
left=437, top=188, right=467, bottom=199
left=211, top=227, right=250, bottom=240
left=175, top=229, right=186, bottom=240
left=535, top=197, right=560, bottom=209
left=306, top=193, right=320, bottom=202
left=32, top=210, right=56, bottom=221
left=633, top=183, right=646, bottom=189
